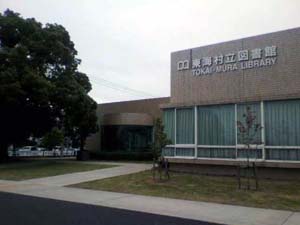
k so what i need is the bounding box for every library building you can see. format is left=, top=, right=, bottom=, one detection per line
left=86, top=27, right=300, bottom=179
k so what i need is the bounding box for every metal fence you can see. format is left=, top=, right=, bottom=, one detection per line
left=8, top=150, right=78, bottom=158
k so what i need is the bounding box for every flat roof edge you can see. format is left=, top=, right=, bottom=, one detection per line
left=171, top=26, right=300, bottom=54
left=98, top=96, right=170, bottom=106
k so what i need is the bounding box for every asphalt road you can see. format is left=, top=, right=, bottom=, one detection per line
left=0, top=192, right=222, bottom=225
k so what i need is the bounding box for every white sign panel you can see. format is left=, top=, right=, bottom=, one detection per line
left=177, top=46, right=277, bottom=76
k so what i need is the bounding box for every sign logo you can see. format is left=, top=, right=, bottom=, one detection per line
left=177, top=46, right=278, bottom=76
left=177, top=60, right=189, bottom=71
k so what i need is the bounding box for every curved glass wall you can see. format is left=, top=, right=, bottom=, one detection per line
left=101, top=125, right=152, bottom=152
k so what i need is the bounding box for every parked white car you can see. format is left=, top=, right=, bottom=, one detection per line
left=71, top=148, right=79, bottom=156
left=16, top=146, right=40, bottom=157
left=18, top=146, right=38, bottom=152
left=8, top=146, right=78, bottom=158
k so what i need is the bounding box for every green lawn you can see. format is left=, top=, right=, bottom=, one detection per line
left=0, top=159, right=117, bottom=180
left=71, top=170, right=300, bottom=211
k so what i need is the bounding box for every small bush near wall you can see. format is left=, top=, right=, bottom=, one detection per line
left=90, top=151, right=153, bottom=161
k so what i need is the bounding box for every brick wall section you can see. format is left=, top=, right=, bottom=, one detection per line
left=162, top=27, right=300, bottom=108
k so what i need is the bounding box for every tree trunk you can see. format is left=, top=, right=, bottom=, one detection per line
left=0, top=142, right=9, bottom=162
left=77, top=135, right=89, bottom=161
left=80, top=135, right=85, bottom=151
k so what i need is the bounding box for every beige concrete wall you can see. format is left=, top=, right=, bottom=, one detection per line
left=169, top=162, right=300, bottom=180
left=102, top=113, right=153, bottom=126
left=162, top=27, right=300, bottom=108
left=85, top=97, right=170, bottom=152
left=99, top=97, right=170, bottom=118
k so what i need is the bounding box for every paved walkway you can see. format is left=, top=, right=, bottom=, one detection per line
left=0, top=161, right=299, bottom=225
left=25, top=162, right=151, bottom=186
left=0, top=192, right=217, bottom=225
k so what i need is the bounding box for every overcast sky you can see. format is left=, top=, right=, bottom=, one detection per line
left=1, top=0, right=300, bottom=103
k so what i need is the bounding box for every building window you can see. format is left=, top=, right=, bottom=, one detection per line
left=176, top=108, right=194, bottom=144
left=237, top=148, right=262, bottom=159
left=163, top=99, right=300, bottom=161
left=197, top=148, right=236, bottom=159
left=162, top=147, right=175, bottom=157
left=237, top=102, right=262, bottom=145
left=264, top=99, right=300, bottom=146
left=266, top=148, right=300, bottom=161
left=176, top=148, right=195, bottom=157
left=198, top=104, right=235, bottom=145
left=163, top=109, right=175, bottom=144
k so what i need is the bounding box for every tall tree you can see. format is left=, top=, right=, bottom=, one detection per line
left=237, top=106, right=262, bottom=190
left=0, top=9, right=98, bottom=161
left=41, top=127, right=64, bottom=150
left=152, top=118, right=171, bottom=161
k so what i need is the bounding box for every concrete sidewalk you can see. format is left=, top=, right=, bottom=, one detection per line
left=25, top=162, right=151, bottom=186
left=0, top=162, right=299, bottom=225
